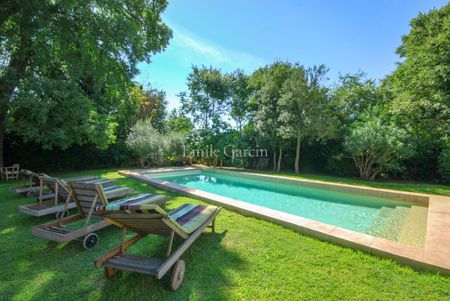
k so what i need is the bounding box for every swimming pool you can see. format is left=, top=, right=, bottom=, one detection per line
left=151, top=170, right=417, bottom=236
left=120, top=168, right=450, bottom=274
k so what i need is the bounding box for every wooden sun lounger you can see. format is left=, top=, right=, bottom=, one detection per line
left=10, top=169, right=94, bottom=196
left=95, top=204, right=222, bottom=291
left=19, top=175, right=120, bottom=218
left=32, top=182, right=149, bottom=250
left=10, top=170, right=48, bottom=196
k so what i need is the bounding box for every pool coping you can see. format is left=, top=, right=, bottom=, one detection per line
left=119, top=167, right=450, bottom=275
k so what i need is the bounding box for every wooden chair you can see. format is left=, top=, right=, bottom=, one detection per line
left=32, top=182, right=165, bottom=250
left=1, top=164, right=20, bottom=181
left=95, top=203, right=222, bottom=291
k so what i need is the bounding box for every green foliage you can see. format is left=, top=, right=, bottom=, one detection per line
left=138, top=86, right=168, bottom=132
left=180, top=65, right=230, bottom=130
left=0, top=0, right=172, bottom=163
left=9, top=77, right=116, bottom=149
left=126, top=119, right=164, bottom=167
left=383, top=3, right=449, bottom=146
left=228, top=69, right=250, bottom=133
left=126, top=119, right=185, bottom=167
left=166, top=109, right=194, bottom=134
left=278, top=64, right=337, bottom=173
left=344, top=107, right=413, bottom=180
left=249, top=62, right=295, bottom=170
left=332, top=73, right=382, bottom=129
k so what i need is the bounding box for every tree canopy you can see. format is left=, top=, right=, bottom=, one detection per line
left=0, top=0, right=172, bottom=164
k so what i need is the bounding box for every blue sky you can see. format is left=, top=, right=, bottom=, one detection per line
left=135, top=0, right=448, bottom=110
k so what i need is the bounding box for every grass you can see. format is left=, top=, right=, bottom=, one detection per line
left=0, top=168, right=449, bottom=301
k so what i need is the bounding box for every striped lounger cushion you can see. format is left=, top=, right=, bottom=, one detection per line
left=84, top=178, right=110, bottom=184
left=99, top=194, right=168, bottom=212
left=168, top=204, right=218, bottom=234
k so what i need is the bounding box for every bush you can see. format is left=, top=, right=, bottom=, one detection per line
left=344, top=110, right=413, bottom=180
left=126, top=119, right=185, bottom=167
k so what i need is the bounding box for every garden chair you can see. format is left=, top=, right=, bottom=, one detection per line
left=32, top=182, right=167, bottom=250
left=94, top=202, right=222, bottom=291
left=1, top=164, right=20, bottom=181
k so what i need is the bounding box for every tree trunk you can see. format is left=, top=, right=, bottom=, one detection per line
left=277, top=146, right=282, bottom=172
left=0, top=113, right=5, bottom=167
left=294, top=133, right=301, bottom=174
left=273, top=149, right=277, bottom=171
left=0, top=57, right=28, bottom=166
left=0, top=26, right=32, bottom=166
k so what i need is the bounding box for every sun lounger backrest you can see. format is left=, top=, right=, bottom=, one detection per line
left=68, top=182, right=108, bottom=218
left=106, top=213, right=180, bottom=236
left=40, top=176, right=70, bottom=200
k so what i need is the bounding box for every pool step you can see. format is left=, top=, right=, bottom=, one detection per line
left=378, top=206, right=410, bottom=242
left=398, top=206, right=428, bottom=248
left=366, top=206, right=411, bottom=242
left=366, top=207, right=395, bottom=237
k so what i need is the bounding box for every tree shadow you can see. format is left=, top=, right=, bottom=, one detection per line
left=97, top=230, right=247, bottom=301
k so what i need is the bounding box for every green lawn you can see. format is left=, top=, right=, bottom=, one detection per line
left=0, top=168, right=449, bottom=301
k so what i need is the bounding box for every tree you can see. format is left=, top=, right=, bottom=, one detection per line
left=250, top=62, right=294, bottom=171
left=166, top=109, right=193, bottom=134
left=382, top=4, right=449, bottom=179
left=0, top=0, right=172, bottom=165
left=138, top=86, right=168, bottom=131
left=278, top=65, right=336, bottom=173
left=228, top=70, right=250, bottom=135
left=180, top=65, right=229, bottom=130
left=126, top=119, right=185, bottom=167
left=332, top=73, right=382, bottom=128
left=344, top=107, right=413, bottom=180
left=126, top=119, right=163, bottom=167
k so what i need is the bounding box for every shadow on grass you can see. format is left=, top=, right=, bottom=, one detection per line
left=98, top=230, right=245, bottom=301
left=0, top=177, right=246, bottom=301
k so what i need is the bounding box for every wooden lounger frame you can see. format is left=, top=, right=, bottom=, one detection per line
left=18, top=175, right=99, bottom=217
left=95, top=206, right=221, bottom=290
left=32, top=182, right=134, bottom=249
left=10, top=171, right=50, bottom=197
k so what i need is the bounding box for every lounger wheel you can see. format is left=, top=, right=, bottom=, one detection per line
left=170, top=260, right=185, bottom=291
left=83, top=233, right=99, bottom=250
left=55, top=210, right=69, bottom=219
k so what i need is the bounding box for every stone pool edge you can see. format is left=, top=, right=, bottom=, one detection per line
left=119, top=167, right=450, bottom=276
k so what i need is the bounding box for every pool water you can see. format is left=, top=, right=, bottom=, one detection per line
left=152, top=171, right=412, bottom=233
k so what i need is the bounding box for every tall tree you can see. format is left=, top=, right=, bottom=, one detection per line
left=279, top=64, right=336, bottom=173
left=166, top=109, right=193, bottom=134
left=0, top=0, right=172, bottom=165
left=180, top=65, right=229, bottom=130
left=139, top=86, right=168, bottom=132
left=382, top=3, right=449, bottom=179
left=228, top=69, right=250, bottom=135
left=249, top=62, right=294, bottom=171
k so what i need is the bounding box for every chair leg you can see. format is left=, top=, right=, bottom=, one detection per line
left=167, top=231, right=175, bottom=257
left=104, top=267, right=118, bottom=278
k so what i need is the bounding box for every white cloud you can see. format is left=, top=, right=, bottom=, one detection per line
left=171, top=26, right=266, bottom=72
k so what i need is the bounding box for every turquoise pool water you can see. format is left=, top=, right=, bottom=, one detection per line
left=152, top=171, right=411, bottom=233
